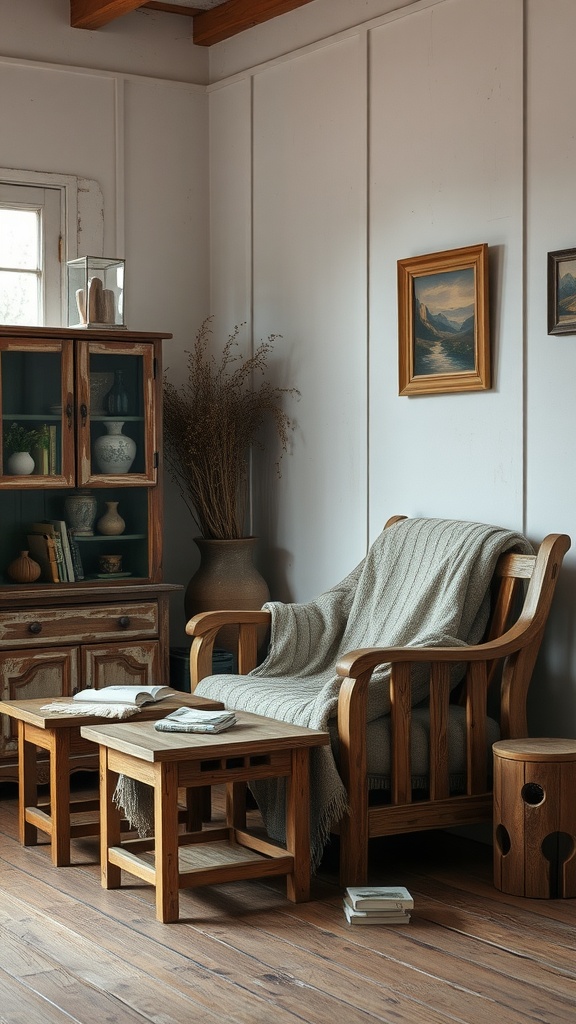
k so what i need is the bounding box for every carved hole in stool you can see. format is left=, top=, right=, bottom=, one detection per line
left=521, top=782, right=545, bottom=805
left=541, top=831, right=575, bottom=898
left=495, top=823, right=511, bottom=855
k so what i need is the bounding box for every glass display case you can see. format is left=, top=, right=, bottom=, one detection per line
left=66, top=256, right=126, bottom=330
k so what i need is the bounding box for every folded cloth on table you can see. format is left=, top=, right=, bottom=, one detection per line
left=154, top=707, right=237, bottom=734
left=40, top=701, right=140, bottom=719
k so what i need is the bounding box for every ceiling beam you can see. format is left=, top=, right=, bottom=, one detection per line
left=71, top=0, right=148, bottom=29
left=192, top=0, right=314, bottom=46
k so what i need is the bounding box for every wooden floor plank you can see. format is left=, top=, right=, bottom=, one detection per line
left=0, top=968, right=83, bottom=1024
left=1, top=783, right=576, bottom=1024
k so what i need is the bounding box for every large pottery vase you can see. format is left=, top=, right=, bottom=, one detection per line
left=184, top=537, right=270, bottom=654
left=93, top=421, right=136, bottom=474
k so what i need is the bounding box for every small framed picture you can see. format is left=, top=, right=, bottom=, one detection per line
left=547, top=248, right=576, bottom=335
left=398, top=243, right=490, bottom=396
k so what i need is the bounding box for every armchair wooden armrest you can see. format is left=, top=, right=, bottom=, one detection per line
left=186, top=609, right=272, bottom=689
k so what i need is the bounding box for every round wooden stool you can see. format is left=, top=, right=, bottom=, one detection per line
left=493, top=739, right=576, bottom=898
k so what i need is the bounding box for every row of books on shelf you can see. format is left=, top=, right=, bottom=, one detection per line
left=27, top=521, right=84, bottom=583
left=343, top=886, right=413, bottom=926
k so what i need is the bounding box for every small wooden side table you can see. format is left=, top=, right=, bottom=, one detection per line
left=493, top=738, right=576, bottom=898
left=81, top=711, right=329, bottom=922
left=0, top=691, right=224, bottom=867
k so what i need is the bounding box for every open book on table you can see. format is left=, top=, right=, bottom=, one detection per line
left=73, top=685, right=175, bottom=707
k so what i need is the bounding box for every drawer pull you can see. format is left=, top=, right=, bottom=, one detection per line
left=118, top=616, right=131, bottom=629
left=28, top=621, right=42, bottom=635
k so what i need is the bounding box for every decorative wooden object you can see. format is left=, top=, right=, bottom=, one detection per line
left=493, top=738, right=576, bottom=898
left=0, top=324, right=181, bottom=782
left=187, top=518, right=570, bottom=886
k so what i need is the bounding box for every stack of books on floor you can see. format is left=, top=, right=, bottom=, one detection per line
left=343, top=885, right=413, bottom=925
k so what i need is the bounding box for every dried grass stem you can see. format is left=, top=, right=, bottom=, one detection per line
left=163, top=318, right=298, bottom=539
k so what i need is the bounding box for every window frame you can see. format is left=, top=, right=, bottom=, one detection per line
left=0, top=170, right=104, bottom=328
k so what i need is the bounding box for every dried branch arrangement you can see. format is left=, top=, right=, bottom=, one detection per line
left=163, top=318, right=299, bottom=539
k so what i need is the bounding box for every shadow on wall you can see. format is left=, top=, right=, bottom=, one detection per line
left=527, top=566, right=576, bottom=736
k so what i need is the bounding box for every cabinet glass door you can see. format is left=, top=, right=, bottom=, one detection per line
left=76, top=341, right=157, bottom=487
left=0, top=337, right=75, bottom=487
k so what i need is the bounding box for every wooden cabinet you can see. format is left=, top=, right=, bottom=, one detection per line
left=0, top=325, right=180, bottom=781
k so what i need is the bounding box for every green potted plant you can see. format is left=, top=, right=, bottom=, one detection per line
left=3, top=422, right=49, bottom=476
left=163, top=317, right=299, bottom=629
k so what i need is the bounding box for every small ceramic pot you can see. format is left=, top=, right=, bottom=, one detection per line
left=99, top=554, right=122, bottom=574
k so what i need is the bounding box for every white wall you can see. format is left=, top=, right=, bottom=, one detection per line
left=0, top=0, right=209, bottom=641
left=208, top=0, right=576, bottom=736
left=3, top=0, right=576, bottom=735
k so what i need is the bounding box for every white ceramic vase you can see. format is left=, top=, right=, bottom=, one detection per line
left=93, top=421, right=136, bottom=474
left=6, top=451, right=35, bottom=475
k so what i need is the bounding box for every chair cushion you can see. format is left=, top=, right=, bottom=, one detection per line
left=329, top=705, right=500, bottom=792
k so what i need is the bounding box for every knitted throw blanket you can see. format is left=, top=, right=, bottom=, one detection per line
left=197, top=518, right=533, bottom=870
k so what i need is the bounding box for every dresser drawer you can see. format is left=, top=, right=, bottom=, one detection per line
left=0, top=602, right=159, bottom=648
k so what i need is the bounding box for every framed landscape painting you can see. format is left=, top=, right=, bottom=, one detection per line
left=398, top=243, right=490, bottom=395
left=548, top=248, right=576, bottom=335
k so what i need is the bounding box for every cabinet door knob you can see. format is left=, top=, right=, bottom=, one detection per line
left=28, top=621, right=42, bottom=635
left=118, top=616, right=130, bottom=629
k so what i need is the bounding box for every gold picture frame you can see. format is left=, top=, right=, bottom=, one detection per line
left=398, top=243, right=490, bottom=396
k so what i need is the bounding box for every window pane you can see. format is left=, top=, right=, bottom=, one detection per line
left=0, top=271, right=39, bottom=325
left=0, top=208, right=40, bottom=269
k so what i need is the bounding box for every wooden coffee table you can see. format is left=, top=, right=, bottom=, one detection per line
left=0, top=691, right=224, bottom=867
left=81, top=712, right=329, bottom=922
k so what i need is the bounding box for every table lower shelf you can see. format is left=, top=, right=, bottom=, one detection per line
left=108, top=826, right=294, bottom=889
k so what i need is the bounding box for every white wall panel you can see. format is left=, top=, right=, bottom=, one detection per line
left=525, top=0, right=576, bottom=733
left=251, top=35, right=368, bottom=601
left=368, top=0, right=524, bottom=539
left=209, top=0, right=422, bottom=82
left=123, top=78, right=208, bottom=334
left=123, top=78, right=209, bottom=641
left=209, top=79, right=252, bottom=329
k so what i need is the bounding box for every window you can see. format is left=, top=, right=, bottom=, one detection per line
left=0, top=182, right=63, bottom=327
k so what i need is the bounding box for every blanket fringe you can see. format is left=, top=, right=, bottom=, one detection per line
left=113, top=776, right=154, bottom=837
left=312, top=791, right=350, bottom=874
left=40, top=702, right=140, bottom=719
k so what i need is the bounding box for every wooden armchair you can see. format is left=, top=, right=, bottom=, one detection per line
left=186, top=522, right=570, bottom=885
